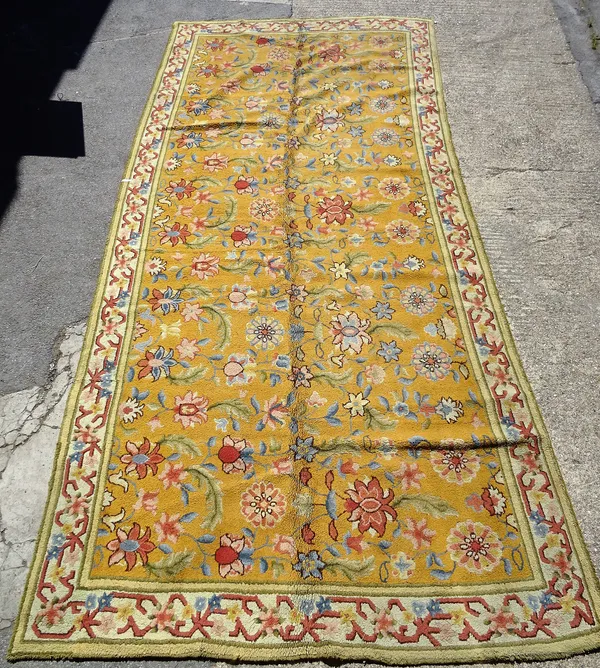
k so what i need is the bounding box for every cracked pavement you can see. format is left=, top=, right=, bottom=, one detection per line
left=1, top=0, right=600, bottom=666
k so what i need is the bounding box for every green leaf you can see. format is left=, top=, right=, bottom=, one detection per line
left=207, top=399, right=252, bottom=419
left=353, top=202, right=390, bottom=215
left=201, top=305, right=231, bottom=348
left=368, top=322, right=416, bottom=339
left=324, top=556, right=375, bottom=579
left=186, top=467, right=223, bottom=529
left=146, top=550, right=194, bottom=578
left=220, top=259, right=257, bottom=275
left=364, top=407, right=397, bottom=431
left=308, top=286, right=345, bottom=299
left=159, top=434, right=202, bottom=457
left=315, top=438, right=362, bottom=454
left=392, top=493, right=459, bottom=518
left=187, top=234, right=219, bottom=248
left=181, top=284, right=213, bottom=299
left=205, top=196, right=237, bottom=229
left=312, top=370, right=353, bottom=387
left=169, top=365, right=206, bottom=385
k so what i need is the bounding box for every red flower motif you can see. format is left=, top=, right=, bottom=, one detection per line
left=345, top=477, right=397, bottom=537
left=215, top=533, right=252, bottom=577
left=317, top=195, right=354, bottom=225
left=299, top=467, right=312, bottom=486
left=120, top=438, right=164, bottom=479
left=107, top=523, right=155, bottom=571
left=165, top=178, right=196, bottom=200
left=319, top=44, right=344, bottom=62
left=158, top=222, right=191, bottom=246
left=301, top=523, right=315, bottom=544
left=218, top=435, right=249, bottom=474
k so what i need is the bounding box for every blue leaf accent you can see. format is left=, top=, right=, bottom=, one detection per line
left=326, top=402, right=339, bottom=417
left=430, top=568, right=454, bottom=580
left=378, top=396, right=390, bottom=410
left=197, top=534, right=215, bottom=544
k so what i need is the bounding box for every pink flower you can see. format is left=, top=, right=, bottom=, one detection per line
left=240, top=482, right=286, bottom=528
left=173, top=391, right=208, bottom=428
left=158, top=463, right=187, bottom=489
left=393, top=462, right=425, bottom=490
left=154, top=513, right=182, bottom=543
left=273, top=534, right=296, bottom=556
left=176, top=338, right=199, bottom=360
left=182, top=303, right=203, bottom=321
left=271, top=457, right=293, bottom=474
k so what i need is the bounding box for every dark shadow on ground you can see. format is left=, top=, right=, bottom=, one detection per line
left=0, top=1, right=113, bottom=221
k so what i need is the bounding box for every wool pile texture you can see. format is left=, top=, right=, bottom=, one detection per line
left=11, top=17, right=600, bottom=664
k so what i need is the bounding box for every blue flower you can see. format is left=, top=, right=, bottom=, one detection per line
left=426, top=599, right=443, bottom=616
left=291, top=436, right=317, bottom=462
left=412, top=601, right=427, bottom=617
left=46, top=545, right=61, bottom=560
left=285, top=232, right=304, bottom=248
left=393, top=402, right=410, bottom=417
left=299, top=598, right=315, bottom=615
left=98, top=593, right=113, bottom=610
left=348, top=102, right=363, bottom=115
left=371, top=301, right=394, bottom=320
left=194, top=597, right=207, bottom=611
left=85, top=595, right=97, bottom=610
left=377, top=340, right=402, bottom=362
left=275, top=354, right=291, bottom=369
left=208, top=595, right=222, bottom=611
left=316, top=596, right=332, bottom=613
left=348, top=125, right=365, bottom=137
left=293, top=551, right=325, bottom=579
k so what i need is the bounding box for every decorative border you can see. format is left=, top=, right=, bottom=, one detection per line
left=9, top=18, right=600, bottom=663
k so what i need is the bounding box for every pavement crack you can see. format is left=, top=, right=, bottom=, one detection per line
left=0, top=321, right=86, bottom=456
left=483, top=167, right=589, bottom=176
left=89, top=27, right=172, bottom=46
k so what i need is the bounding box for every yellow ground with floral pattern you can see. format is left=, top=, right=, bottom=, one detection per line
left=11, top=18, right=600, bottom=665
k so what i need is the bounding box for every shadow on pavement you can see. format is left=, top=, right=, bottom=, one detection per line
left=1, top=1, right=114, bottom=221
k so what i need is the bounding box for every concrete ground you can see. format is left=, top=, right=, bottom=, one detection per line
left=1, top=0, right=600, bottom=665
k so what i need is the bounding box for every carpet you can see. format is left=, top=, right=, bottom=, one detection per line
left=10, top=17, right=600, bottom=663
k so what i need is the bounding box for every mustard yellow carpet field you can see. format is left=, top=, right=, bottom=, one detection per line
left=10, top=17, right=600, bottom=664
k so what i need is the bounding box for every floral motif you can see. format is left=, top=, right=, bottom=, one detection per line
left=240, top=482, right=287, bottom=528
left=411, top=342, right=453, bottom=380
left=120, top=438, right=164, bottom=479
left=345, top=477, right=397, bottom=536
left=173, top=392, right=209, bottom=427
left=330, top=312, right=372, bottom=353
left=107, top=523, right=155, bottom=570
left=215, top=533, right=253, bottom=577
left=431, top=446, right=480, bottom=484
left=447, top=520, right=503, bottom=573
